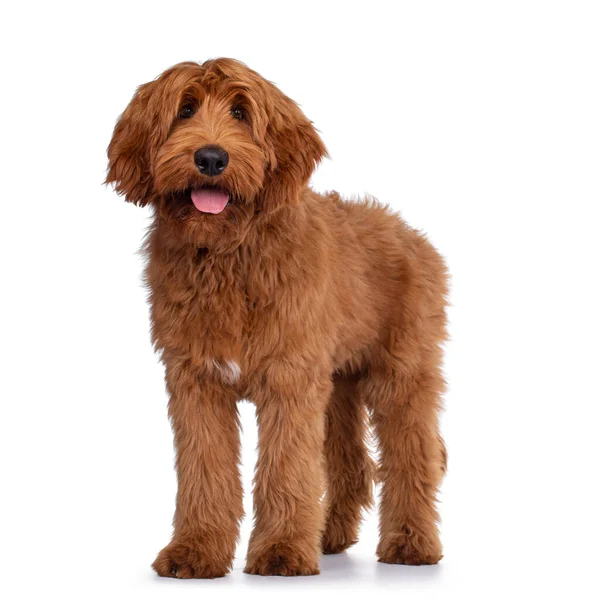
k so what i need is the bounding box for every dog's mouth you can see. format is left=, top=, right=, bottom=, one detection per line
left=189, top=186, right=231, bottom=214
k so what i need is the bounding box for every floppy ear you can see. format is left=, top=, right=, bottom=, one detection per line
left=259, top=93, right=327, bottom=213
left=106, top=82, right=156, bottom=206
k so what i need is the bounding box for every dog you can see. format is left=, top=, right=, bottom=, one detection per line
left=106, top=58, right=448, bottom=578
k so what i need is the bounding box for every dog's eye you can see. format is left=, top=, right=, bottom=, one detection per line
left=179, top=105, right=195, bottom=119
left=231, top=106, right=245, bottom=121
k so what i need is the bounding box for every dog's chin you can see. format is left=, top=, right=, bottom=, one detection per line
left=156, top=184, right=252, bottom=251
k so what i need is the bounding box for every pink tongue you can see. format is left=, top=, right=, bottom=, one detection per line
left=190, top=189, right=230, bottom=214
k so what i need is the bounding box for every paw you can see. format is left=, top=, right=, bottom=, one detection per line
left=322, top=539, right=356, bottom=555
left=321, top=523, right=357, bottom=554
left=377, top=528, right=442, bottom=565
left=244, top=542, right=320, bottom=576
left=152, top=539, right=229, bottom=579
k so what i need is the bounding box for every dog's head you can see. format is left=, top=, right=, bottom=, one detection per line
left=106, top=58, right=326, bottom=249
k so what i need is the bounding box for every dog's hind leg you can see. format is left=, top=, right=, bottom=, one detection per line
left=357, top=231, right=448, bottom=565
left=365, top=360, right=446, bottom=565
left=322, top=372, right=375, bottom=554
left=363, top=302, right=447, bottom=564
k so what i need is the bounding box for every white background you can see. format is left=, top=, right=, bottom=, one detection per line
left=1, top=1, right=599, bottom=598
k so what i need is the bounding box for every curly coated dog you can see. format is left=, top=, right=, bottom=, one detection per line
left=106, top=58, right=448, bottom=578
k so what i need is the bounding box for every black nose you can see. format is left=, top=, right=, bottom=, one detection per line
left=194, top=145, right=229, bottom=176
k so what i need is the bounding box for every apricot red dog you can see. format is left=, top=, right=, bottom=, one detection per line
left=107, top=58, right=448, bottom=578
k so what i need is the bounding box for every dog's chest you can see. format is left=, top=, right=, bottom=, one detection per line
left=148, top=248, right=277, bottom=376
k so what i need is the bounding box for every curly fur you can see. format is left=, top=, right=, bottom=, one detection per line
left=106, top=58, right=448, bottom=578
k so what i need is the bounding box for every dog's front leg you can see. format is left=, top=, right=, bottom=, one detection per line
left=244, top=367, right=332, bottom=576
left=152, top=362, right=243, bottom=579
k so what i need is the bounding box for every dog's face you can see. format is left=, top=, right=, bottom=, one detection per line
left=107, top=58, right=326, bottom=249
